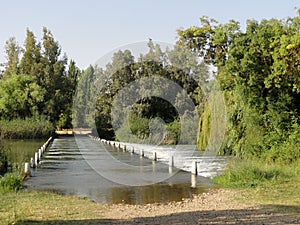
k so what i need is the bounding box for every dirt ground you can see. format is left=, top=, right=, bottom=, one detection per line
left=99, top=189, right=300, bottom=225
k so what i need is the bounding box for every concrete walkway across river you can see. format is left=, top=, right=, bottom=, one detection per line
left=24, top=135, right=228, bottom=204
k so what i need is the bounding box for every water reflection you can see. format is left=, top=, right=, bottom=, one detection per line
left=1, top=139, right=46, bottom=166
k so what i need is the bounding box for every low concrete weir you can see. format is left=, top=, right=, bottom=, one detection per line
left=94, top=136, right=228, bottom=178
left=24, top=135, right=228, bottom=204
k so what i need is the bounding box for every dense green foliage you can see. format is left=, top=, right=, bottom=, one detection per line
left=0, top=28, right=81, bottom=134
left=178, top=11, right=300, bottom=163
left=0, top=117, right=54, bottom=139
left=74, top=40, right=210, bottom=143
left=0, top=173, right=23, bottom=192
left=212, top=158, right=300, bottom=188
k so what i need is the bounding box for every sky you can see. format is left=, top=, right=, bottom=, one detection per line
left=1, top=0, right=300, bottom=69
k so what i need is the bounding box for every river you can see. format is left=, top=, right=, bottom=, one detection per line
left=16, top=136, right=228, bottom=204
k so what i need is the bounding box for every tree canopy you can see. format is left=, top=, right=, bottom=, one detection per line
left=178, top=11, right=300, bottom=162
left=0, top=28, right=81, bottom=129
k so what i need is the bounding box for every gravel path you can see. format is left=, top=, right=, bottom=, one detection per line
left=99, top=189, right=300, bottom=224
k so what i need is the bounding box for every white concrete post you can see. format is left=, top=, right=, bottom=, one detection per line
left=38, top=148, right=42, bottom=160
left=30, top=157, right=34, bottom=168
left=24, top=163, right=31, bottom=177
left=140, top=149, right=144, bottom=158
left=35, top=152, right=39, bottom=166
left=169, top=155, right=174, bottom=174
left=191, top=174, right=197, bottom=188
left=153, top=152, right=157, bottom=161
left=191, top=161, right=197, bottom=175
left=169, top=155, right=174, bottom=167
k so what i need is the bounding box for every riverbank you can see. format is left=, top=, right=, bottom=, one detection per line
left=0, top=118, right=54, bottom=139
left=1, top=187, right=299, bottom=224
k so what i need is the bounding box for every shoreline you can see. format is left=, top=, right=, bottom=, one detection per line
left=1, top=187, right=299, bottom=224
left=100, top=188, right=300, bottom=224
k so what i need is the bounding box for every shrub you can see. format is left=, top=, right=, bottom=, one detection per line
left=213, top=159, right=289, bottom=188
left=0, top=173, right=23, bottom=192
left=0, top=117, right=54, bottom=139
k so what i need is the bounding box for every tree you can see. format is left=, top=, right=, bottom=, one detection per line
left=41, top=27, right=68, bottom=124
left=94, top=40, right=209, bottom=144
left=73, top=65, right=96, bottom=128
left=0, top=74, right=45, bottom=119
left=3, top=37, right=21, bottom=78
left=0, top=27, right=79, bottom=129
left=19, top=29, right=42, bottom=78
left=178, top=12, right=300, bottom=162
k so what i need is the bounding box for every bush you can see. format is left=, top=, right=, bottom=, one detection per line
left=262, top=124, right=300, bottom=163
left=213, top=159, right=290, bottom=188
left=0, top=173, right=23, bottom=192
left=0, top=117, right=54, bottom=139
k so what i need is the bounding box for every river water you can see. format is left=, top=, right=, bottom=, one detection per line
left=23, top=135, right=228, bottom=204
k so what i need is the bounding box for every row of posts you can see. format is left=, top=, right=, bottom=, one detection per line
left=90, top=136, right=198, bottom=176
left=24, top=137, right=53, bottom=177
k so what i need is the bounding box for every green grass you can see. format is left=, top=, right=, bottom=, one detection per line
left=212, top=158, right=299, bottom=188
left=0, top=173, right=23, bottom=193
left=0, top=190, right=107, bottom=225
left=213, top=158, right=300, bottom=213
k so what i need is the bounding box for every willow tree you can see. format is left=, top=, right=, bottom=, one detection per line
left=178, top=12, right=300, bottom=162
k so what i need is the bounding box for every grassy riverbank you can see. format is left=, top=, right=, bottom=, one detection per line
left=212, top=158, right=300, bottom=213
left=0, top=190, right=107, bottom=224
left=0, top=186, right=299, bottom=224
left=1, top=159, right=299, bottom=224
left=0, top=164, right=299, bottom=224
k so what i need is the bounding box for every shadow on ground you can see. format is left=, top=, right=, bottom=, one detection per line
left=15, top=206, right=300, bottom=225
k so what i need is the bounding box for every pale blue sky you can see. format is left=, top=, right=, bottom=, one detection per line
left=1, top=0, right=299, bottom=69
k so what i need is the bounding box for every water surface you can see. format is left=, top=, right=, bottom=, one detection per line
left=1, top=139, right=46, bottom=165
left=23, top=136, right=227, bottom=204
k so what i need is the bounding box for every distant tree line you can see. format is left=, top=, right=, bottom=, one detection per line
left=73, top=40, right=210, bottom=144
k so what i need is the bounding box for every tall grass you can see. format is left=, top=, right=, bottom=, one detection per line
left=212, top=158, right=298, bottom=188
left=0, top=173, right=23, bottom=192
left=0, top=117, right=54, bottom=139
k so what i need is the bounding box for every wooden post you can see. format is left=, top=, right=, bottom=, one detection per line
left=191, top=161, right=197, bottom=175
left=24, top=163, right=31, bottom=177
left=123, top=145, right=126, bottom=152
left=130, top=146, right=134, bottom=154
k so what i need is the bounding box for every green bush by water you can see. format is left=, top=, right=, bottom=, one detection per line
left=0, top=117, right=54, bottom=139
left=0, top=173, right=23, bottom=192
left=212, top=159, right=296, bottom=188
